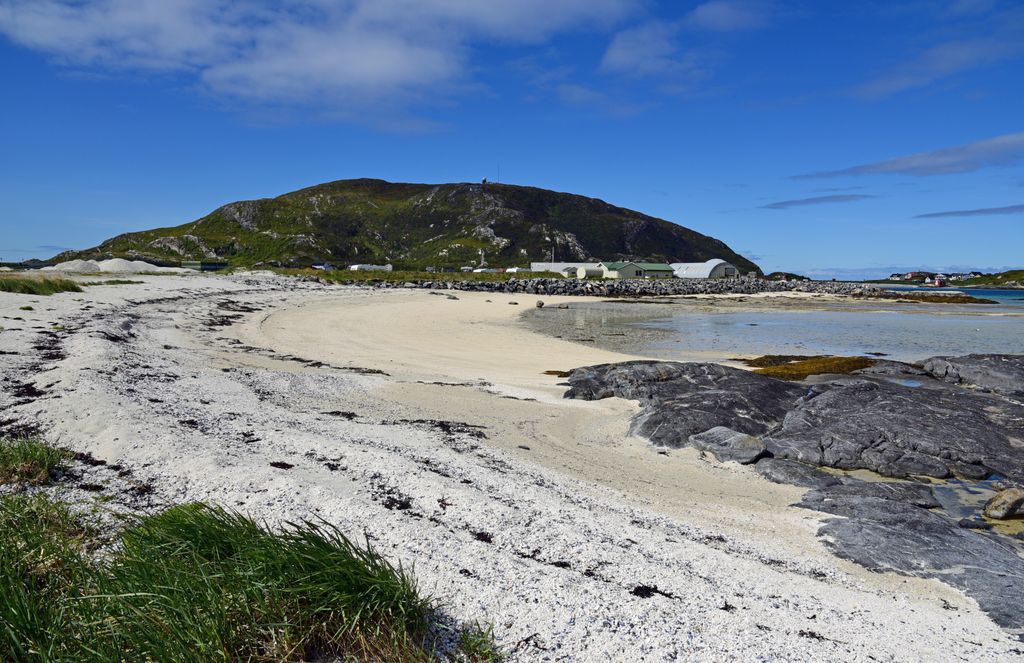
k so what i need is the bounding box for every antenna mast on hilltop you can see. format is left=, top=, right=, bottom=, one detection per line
left=497, top=162, right=500, bottom=184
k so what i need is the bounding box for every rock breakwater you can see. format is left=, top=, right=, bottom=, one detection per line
left=326, top=276, right=881, bottom=298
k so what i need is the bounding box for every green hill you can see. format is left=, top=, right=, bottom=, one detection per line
left=961, top=270, right=1024, bottom=287
left=54, top=179, right=759, bottom=272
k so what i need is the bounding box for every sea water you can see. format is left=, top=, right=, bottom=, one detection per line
left=523, top=287, right=1024, bottom=363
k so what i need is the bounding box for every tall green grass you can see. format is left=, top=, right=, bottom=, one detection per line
left=0, top=276, right=82, bottom=296
left=0, top=498, right=439, bottom=662
left=0, top=438, right=70, bottom=485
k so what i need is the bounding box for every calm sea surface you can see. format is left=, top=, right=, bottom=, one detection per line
left=524, top=286, right=1024, bottom=363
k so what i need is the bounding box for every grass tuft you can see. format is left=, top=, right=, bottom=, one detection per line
left=0, top=495, right=441, bottom=662
left=0, top=438, right=70, bottom=485
left=459, top=621, right=504, bottom=662
left=81, top=279, right=144, bottom=286
left=752, top=355, right=875, bottom=380
left=0, top=276, right=82, bottom=296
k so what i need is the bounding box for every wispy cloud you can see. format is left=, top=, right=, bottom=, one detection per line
left=600, top=22, right=705, bottom=78
left=759, top=194, right=875, bottom=210
left=795, top=131, right=1024, bottom=178
left=684, top=0, right=772, bottom=31
left=852, top=4, right=1024, bottom=98
left=915, top=203, right=1024, bottom=218
left=0, top=0, right=636, bottom=122
left=599, top=1, right=771, bottom=80
left=853, top=37, right=1021, bottom=98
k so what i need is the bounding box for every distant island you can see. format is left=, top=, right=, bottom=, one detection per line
left=52, top=178, right=759, bottom=273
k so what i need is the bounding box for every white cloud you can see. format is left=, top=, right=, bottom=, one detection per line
left=796, top=131, right=1024, bottom=178
left=760, top=194, right=875, bottom=210
left=685, top=1, right=770, bottom=31
left=600, top=22, right=693, bottom=77
left=915, top=203, right=1024, bottom=218
left=0, top=0, right=636, bottom=113
left=853, top=37, right=1021, bottom=98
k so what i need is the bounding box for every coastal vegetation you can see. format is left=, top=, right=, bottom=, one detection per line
left=745, top=355, right=875, bottom=380
left=0, top=437, right=502, bottom=662
left=0, top=275, right=82, bottom=296
left=52, top=178, right=759, bottom=273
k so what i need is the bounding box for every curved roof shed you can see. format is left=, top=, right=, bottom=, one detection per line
left=670, top=259, right=737, bottom=279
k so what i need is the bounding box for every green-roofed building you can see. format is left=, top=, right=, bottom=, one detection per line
left=598, top=261, right=675, bottom=279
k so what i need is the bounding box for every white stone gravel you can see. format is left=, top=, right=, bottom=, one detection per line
left=0, top=273, right=1021, bottom=662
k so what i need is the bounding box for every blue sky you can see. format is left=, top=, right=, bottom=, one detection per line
left=1, top=0, right=1022, bottom=278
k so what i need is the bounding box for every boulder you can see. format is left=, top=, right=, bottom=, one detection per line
left=687, top=426, right=766, bottom=464
left=984, top=488, right=1024, bottom=520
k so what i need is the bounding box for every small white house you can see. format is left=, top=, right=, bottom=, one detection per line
left=671, top=259, right=738, bottom=279
left=349, top=263, right=393, bottom=272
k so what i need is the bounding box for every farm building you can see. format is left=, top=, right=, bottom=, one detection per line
left=671, top=259, right=738, bottom=279
left=598, top=262, right=675, bottom=279
left=349, top=264, right=393, bottom=272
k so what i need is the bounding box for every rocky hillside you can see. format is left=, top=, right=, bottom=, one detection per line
left=55, top=179, right=759, bottom=271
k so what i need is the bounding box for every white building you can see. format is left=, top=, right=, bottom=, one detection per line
left=349, top=263, right=393, bottom=272
left=670, top=259, right=738, bottom=279
left=530, top=262, right=600, bottom=277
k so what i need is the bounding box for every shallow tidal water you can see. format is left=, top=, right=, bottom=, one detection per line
left=523, top=292, right=1024, bottom=364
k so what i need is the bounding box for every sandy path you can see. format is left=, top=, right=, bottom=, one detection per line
left=2, top=275, right=1021, bottom=661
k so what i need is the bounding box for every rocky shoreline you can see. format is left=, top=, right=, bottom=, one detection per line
left=564, top=355, right=1024, bottom=636
left=322, top=275, right=883, bottom=297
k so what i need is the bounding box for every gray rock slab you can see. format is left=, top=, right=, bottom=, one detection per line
left=565, top=361, right=804, bottom=448
left=799, top=492, right=1024, bottom=633
left=687, top=426, right=767, bottom=464
left=754, top=458, right=841, bottom=489
left=816, top=479, right=941, bottom=509
left=763, top=379, right=1024, bottom=481
left=922, top=354, right=1024, bottom=396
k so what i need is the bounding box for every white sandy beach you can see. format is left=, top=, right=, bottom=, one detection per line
left=2, top=273, right=1021, bottom=661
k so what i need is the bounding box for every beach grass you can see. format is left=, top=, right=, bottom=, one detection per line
left=0, top=275, right=82, bottom=296
left=752, top=355, right=875, bottom=380
left=0, top=438, right=70, bottom=485
left=459, top=621, right=504, bottom=662
left=80, top=279, right=144, bottom=286
left=0, top=496, right=441, bottom=662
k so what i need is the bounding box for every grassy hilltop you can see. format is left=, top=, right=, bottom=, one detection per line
left=54, top=179, right=759, bottom=272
